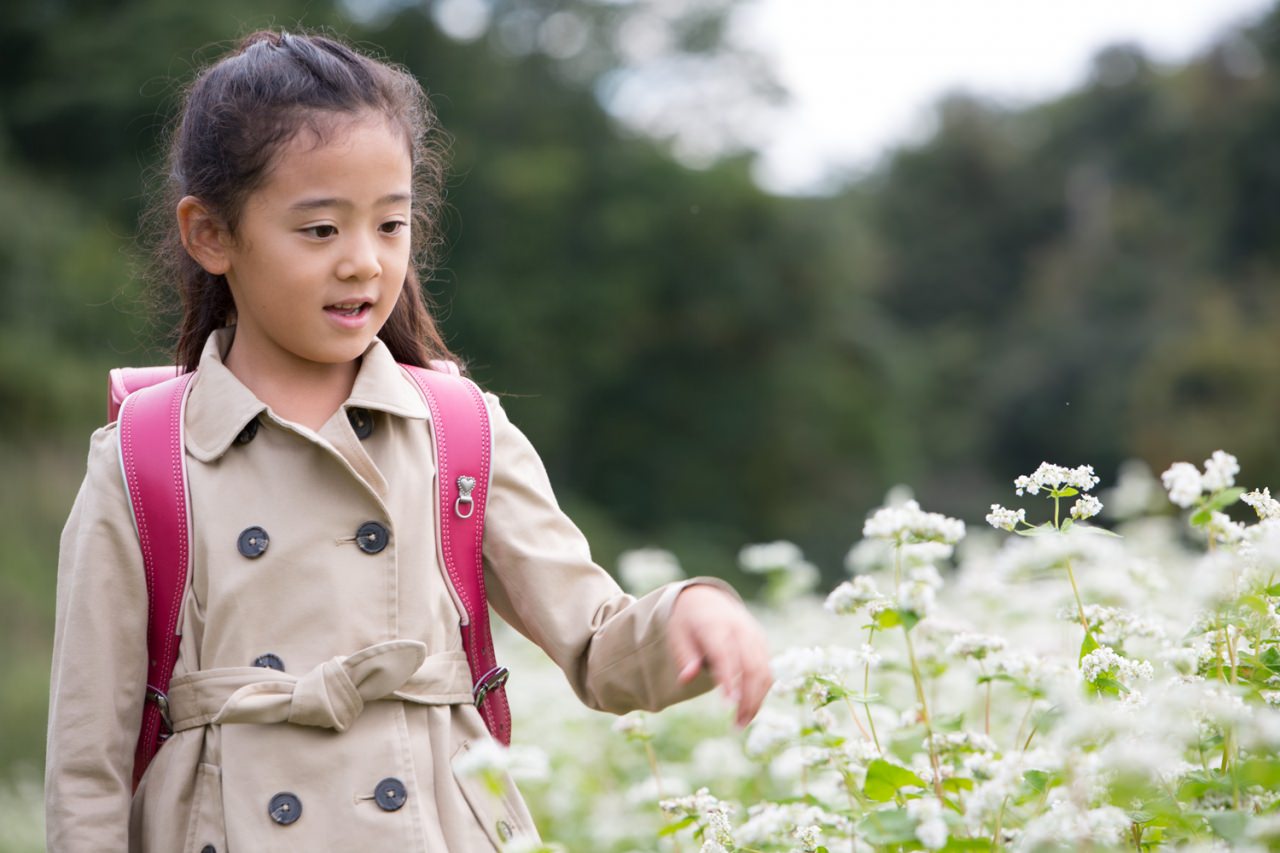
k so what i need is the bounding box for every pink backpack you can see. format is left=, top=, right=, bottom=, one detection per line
left=108, top=363, right=511, bottom=791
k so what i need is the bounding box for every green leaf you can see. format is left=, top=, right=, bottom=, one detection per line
left=1190, top=507, right=1213, bottom=526
left=1093, top=675, right=1128, bottom=696
left=1237, top=758, right=1280, bottom=788
left=856, top=808, right=918, bottom=844
left=941, top=838, right=993, bottom=852
left=1024, top=769, right=1051, bottom=793
left=1265, top=583, right=1280, bottom=597
left=1207, top=487, right=1246, bottom=512
left=875, top=609, right=903, bottom=630
left=1054, top=487, right=1080, bottom=498
left=1060, top=518, right=1074, bottom=533
left=1206, top=810, right=1250, bottom=841
left=943, top=777, right=975, bottom=793
left=658, top=815, right=696, bottom=836
left=1239, top=594, right=1271, bottom=617
left=901, top=609, right=921, bottom=632
left=1262, top=647, right=1280, bottom=674
left=1079, top=630, right=1100, bottom=662
left=975, top=673, right=1019, bottom=686
left=864, top=759, right=928, bottom=801
left=1013, top=522, right=1055, bottom=537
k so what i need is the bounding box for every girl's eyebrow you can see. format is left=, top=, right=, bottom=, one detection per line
left=289, top=192, right=411, bottom=211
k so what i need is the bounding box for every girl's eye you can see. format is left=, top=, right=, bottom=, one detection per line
left=304, top=224, right=337, bottom=239
left=380, top=220, right=408, bottom=236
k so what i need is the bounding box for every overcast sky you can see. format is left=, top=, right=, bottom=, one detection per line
left=732, top=0, right=1273, bottom=194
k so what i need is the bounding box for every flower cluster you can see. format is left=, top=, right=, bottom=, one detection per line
left=1243, top=487, right=1280, bottom=520
left=1070, top=494, right=1102, bottom=520
left=1080, top=645, right=1155, bottom=688
left=1161, top=450, right=1239, bottom=508
left=862, top=500, right=965, bottom=545
left=1014, top=462, right=1100, bottom=496
left=985, top=504, right=1025, bottom=531
left=492, top=450, right=1280, bottom=853
left=823, top=575, right=884, bottom=616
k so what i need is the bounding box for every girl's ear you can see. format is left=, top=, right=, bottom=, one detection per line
left=177, top=196, right=233, bottom=275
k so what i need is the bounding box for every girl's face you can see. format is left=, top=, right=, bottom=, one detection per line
left=219, top=113, right=413, bottom=375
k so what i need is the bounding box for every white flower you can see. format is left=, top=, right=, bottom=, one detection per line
left=986, top=504, right=1026, bottom=531
left=1014, top=462, right=1100, bottom=496
left=611, top=712, right=648, bottom=738
left=1070, top=494, right=1103, bottom=520
left=1080, top=646, right=1155, bottom=687
left=1208, top=511, right=1246, bottom=545
left=1202, top=450, right=1240, bottom=492
left=863, top=500, right=965, bottom=545
left=453, top=740, right=549, bottom=781
left=770, top=646, right=863, bottom=704
left=1161, top=461, right=1204, bottom=508
left=617, top=548, right=683, bottom=594
left=907, top=798, right=948, bottom=849
left=946, top=632, right=1007, bottom=660
left=739, top=541, right=805, bottom=573
left=855, top=643, right=882, bottom=668
left=794, top=824, right=822, bottom=851
left=824, top=575, right=884, bottom=615
left=897, top=581, right=936, bottom=618
left=745, top=710, right=802, bottom=758
left=1243, top=487, right=1280, bottom=521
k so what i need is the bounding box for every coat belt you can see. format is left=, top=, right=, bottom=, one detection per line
left=166, top=641, right=473, bottom=733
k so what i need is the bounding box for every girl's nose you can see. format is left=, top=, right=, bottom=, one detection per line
left=336, top=235, right=382, bottom=281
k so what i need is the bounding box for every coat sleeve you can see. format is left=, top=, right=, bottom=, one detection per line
left=46, top=425, right=149, bottom=852
left=479, top=393, right=739, bottom=714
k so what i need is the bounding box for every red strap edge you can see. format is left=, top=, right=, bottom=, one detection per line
left=400, top=364, right=511, bottom=745
left=117, top=371, right=194, bottom=789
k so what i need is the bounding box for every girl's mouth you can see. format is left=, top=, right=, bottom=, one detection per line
left=325, top=302, right=371, bottom=318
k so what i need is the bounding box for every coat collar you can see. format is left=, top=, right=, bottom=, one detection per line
left=185, top=327, right=429, bottom=462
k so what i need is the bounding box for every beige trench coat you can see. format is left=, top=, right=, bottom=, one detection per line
left=47, top=327, right=731, bottom=851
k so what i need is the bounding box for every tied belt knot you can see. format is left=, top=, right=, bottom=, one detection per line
left=165, top=641, right=473, bottom=733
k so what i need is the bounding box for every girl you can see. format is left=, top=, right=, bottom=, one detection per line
left=46, top=30, right=772, bottom=851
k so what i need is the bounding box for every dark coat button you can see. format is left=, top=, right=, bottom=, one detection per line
left=237, top=526, right=269, bottom=559
left=374, top=777, right=407, bottom=811
left=497, top=819, right=514, bottom=841
left=253, top=653, right=285, bottom=671
left=201, top=846, right=217, bottom=853
left=234, top=418, right=259, bottom=445
left=268, top=792, right=302, bottom=825
left=356, top=521, right=389, bottom=554
left=347, top=407, right=374, bottom=439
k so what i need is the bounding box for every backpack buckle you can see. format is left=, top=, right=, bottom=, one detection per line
left=455, top=475, right=477, bottom=519
left=146, top=684, right=173, bottom=735
left=473, top=666, right=509, bottom=707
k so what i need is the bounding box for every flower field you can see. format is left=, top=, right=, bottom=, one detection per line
left=5, top=454, right=1280, bottom=852
left=496, top=454, right=1280, bottom=852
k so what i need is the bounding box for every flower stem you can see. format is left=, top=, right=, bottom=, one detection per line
left=645, top=741, right=682, bottom=853
left=980, top=662, right=992, bottom=737
left=1064, top=557, right=1090, bottom=638
left=863, top=625, right=882, bottom=753
left=844, top=697, right=874, bottom=743
left=903, top=626, right=945, bottom=800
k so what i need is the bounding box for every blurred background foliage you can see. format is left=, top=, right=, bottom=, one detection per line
left=3, top=0, right=1280, bottom=800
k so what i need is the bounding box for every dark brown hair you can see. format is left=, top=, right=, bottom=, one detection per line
left=146, top=30, right=457, bottom=371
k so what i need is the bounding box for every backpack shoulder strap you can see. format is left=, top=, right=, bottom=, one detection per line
left=109, top=366, right=180, bottom=423
left=400, top=364, right=511, bottom=746
left=114, top=370, right=195, bottom=789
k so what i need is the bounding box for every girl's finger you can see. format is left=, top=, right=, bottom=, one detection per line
left=668, top=620, right=706, bottom=685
